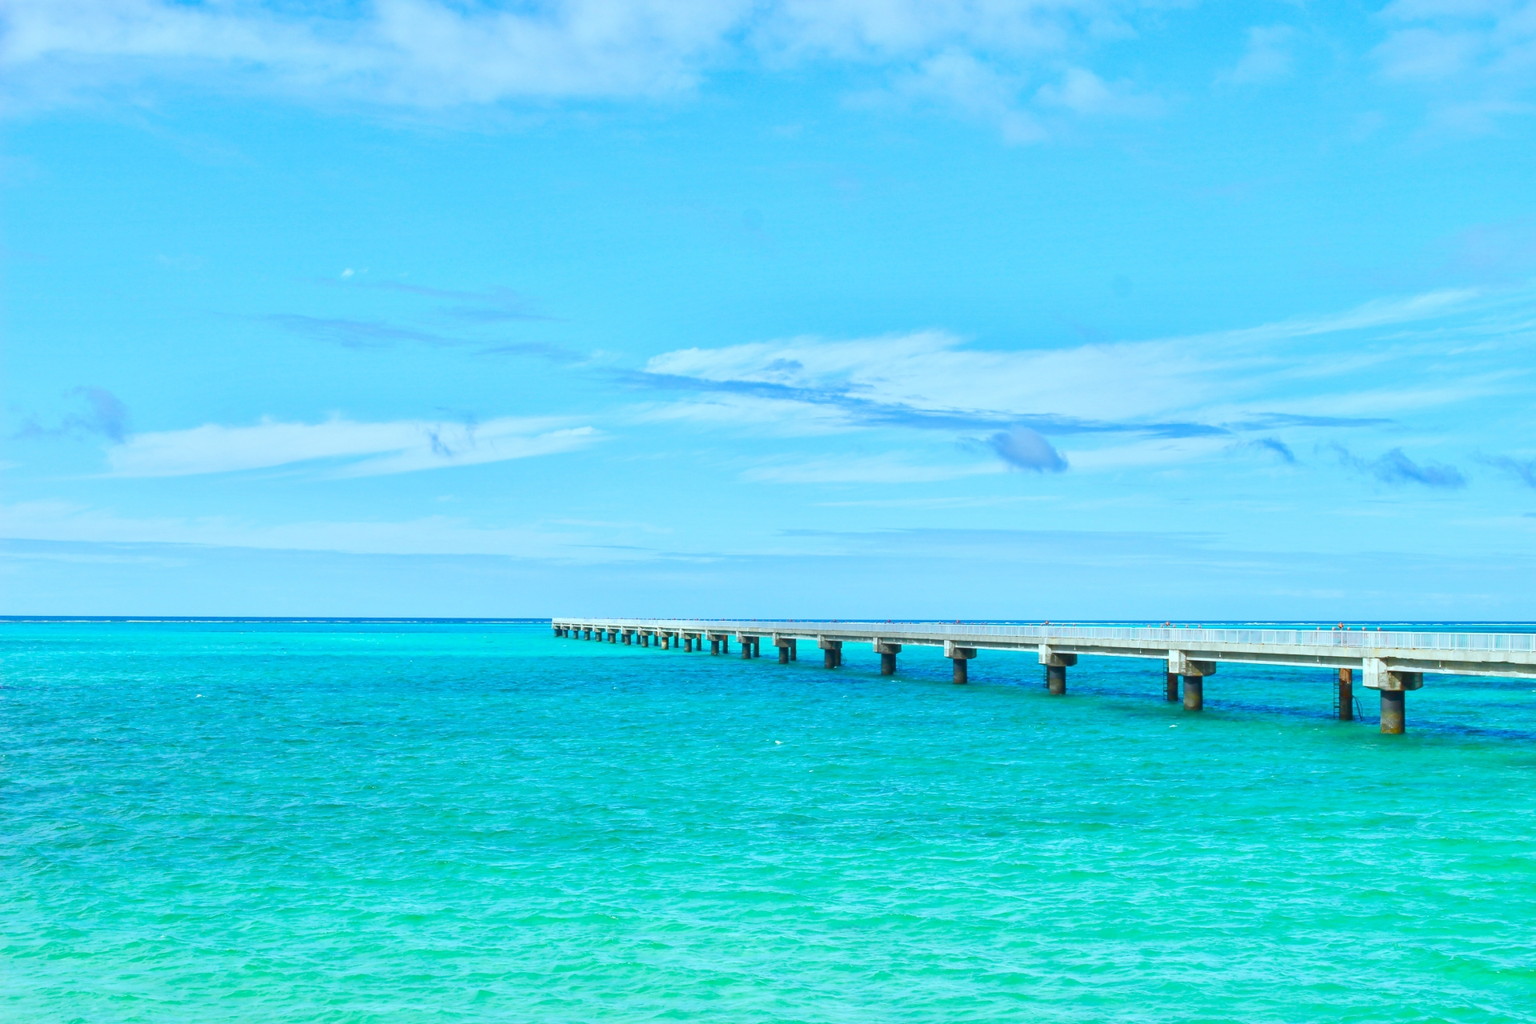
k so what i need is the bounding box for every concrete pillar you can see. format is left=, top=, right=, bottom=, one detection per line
left=739, top=635, right=752, bottom=659
left=1338, top=668, right=1354, bottom=721
left=1363, top=660, right=1422, bottom=734
left=684, top=636, right=693, bottom=652
left=874, top=641, right=901, bottom=676
left=710, top=638, right=720, bottom=655
left=818, top=638, right=842, bottom=668
left=1165, top=671, right=1179, bottom=702
left=720, top=635, right=729, bottom=655
left=778, top=643, right=790, bottom=664
left=640, top=633, right=649, bottom=648
left=584, top=629, right=592, bottom=640
left=1182, top=675, right=1203, bottom=711
left=945, top=643, right=976, bottom=685
left=1380, top=691, right=1406, bottom=734
left=1168, top=651, right=1215, bottom=711
left=1040, top=646, right=1076, bottom=696
left=609, top=630, right=617, bottom=643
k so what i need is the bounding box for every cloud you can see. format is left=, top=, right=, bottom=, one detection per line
left=1483, top=454, right=1536, bottom=487
left=104, top=414, right=598, bottom=478
left=986, top=426, right=1068, bottom=472
left=1330, top=444, right=1467, bottom=488
left=326, top=279, right=552, bottom=324
left=14, top=386, right=130, bottom=442
left=743, top=454, right=1002, bottom=484
left=1221, top=25, right=1296, bottom=85
left=1035, top=66, right=1159, bottom=116
left=1244, top=437, right=1297, bottom=463
left=0, top=0, right=1170, bottom=139
left=637, top=287, right=1496, bottom=442
left=1374, top=1, right=1536, bottom=129
left=260, top=313, right=454, bottom=348
left=0, top=500, right=657, bottom=562
left=877, top=48, right=1044, bottom=144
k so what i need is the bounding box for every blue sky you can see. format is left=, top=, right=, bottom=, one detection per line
left=3, top=0, right=1536, bottom=618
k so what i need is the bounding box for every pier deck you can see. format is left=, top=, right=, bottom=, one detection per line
left=552, top=618, right=1536, bottom=734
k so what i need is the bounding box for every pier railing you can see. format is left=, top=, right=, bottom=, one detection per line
left=558, top=619, right=1536, bottom=655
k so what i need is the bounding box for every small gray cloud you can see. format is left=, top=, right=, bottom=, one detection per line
left=14, top=386, right=130, bottom=443
left=987, top=427, right=1068, bottom=473
left=1483, top=455, right=1536, bottom=488
left=1245, top=437, right=1296, bottom=464
left=1330, top=444, right=1466, bottom=489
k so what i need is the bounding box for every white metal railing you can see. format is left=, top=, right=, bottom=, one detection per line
left=555, top=618, right=1536, bottom=655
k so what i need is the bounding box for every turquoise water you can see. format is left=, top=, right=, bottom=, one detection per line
left=6, top=621, right=1536, bottom=1023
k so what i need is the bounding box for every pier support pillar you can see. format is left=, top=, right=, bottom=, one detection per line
left=774, top=637, right=796, bottom=664
left=1165, top=670, right=1179, bottom=702
left=945, top=642, right=977, bottom=685
left=609, top=631, right=617, bottom=643
left=1380, top=691, right=1406, bottom=734
left=818, top=638, right=842, bottom=669
left=1182, top=675, right=1203, bottom=711
left=640, top=633, right=649, bottom=648
left=1338, top=668, right=1354, bottom=721
left=875, top=641, right=901, bottom=675
left=709, top=638, right=719, bottom=655
left=1363, top=660, right=1422, bottom=734
left=1168, top=651, right=1216, bottom=711
left=739, top=635, right=754, bottom=659
left=1039, top=646, right=1077, bottom=696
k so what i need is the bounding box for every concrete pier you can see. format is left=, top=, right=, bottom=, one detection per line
left=1182, top=675, right=1203, bottom=711
left=945, top=642, right=975, bottom=684
left=1364, top=660, right=1422, bottom=734
left=1041, top=646, right=1076, bottom=695
left=556, top=617, right=1536, bottom=737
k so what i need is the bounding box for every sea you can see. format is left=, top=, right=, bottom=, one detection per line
left=5, top=618, right=1536, bottom=1023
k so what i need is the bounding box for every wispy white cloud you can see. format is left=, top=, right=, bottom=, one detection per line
left=0, top=499, right=652, bottom=561
left=1374, top=0, right=1536, bottom=129
left=1034, top=65, right=1158, bottom=116
left=105, top=415, right=598, bottom=478
left=742, top=454, right=1002, bottom=484
left=643, top=288, right=1488, bottom=430
left=1220, top=24, right=1296, bottom=85
left=1, top=0, right=1170, bottom=140
left=637, top=284, right=1535, bottom=478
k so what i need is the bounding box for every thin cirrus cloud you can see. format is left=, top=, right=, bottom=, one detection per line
left=104, top=415, right=598, bottom=478
left=637, top=286, right=1492, bottom=440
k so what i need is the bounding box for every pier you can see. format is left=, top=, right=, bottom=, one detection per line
left=551, top=619, right=1536, bottom=735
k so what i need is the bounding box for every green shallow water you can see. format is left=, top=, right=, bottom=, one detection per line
left=5, top=621, right=1536, bottom=1023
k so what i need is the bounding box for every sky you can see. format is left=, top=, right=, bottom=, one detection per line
left=3, top=0, right=1536, bottom=619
